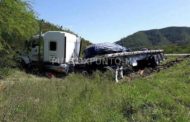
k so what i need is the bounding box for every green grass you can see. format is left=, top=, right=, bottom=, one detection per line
left=0, top=58, right=190, bottom=122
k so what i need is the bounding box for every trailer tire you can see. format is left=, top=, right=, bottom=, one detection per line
left=20, top=60, right=28, bottom=69
left=149, top=56, right=158, bottom=68
left=82, top=71, right=88, bottom=76
left=104, top=66, right=116, bottom=81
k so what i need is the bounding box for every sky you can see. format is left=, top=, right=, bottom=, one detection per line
left=32, top=0, right=190, bottom=43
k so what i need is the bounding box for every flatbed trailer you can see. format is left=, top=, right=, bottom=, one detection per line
left=71, top=50, right=165, bottom=82
left=76, top=50, right=164, bottom=64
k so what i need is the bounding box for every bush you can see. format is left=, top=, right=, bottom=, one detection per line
left=0, top=68, right=13, bottom=78
left=0, top=50, right=17, bottom=68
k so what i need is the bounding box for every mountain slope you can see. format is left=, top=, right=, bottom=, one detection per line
left=116, top=27, right=190, bottom=52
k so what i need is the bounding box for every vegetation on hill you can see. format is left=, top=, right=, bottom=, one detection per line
left=0, top=57, right=190, bottom=121
left=0, top=0, right=91, bottom=68
left=117, top=27, right=190, bottom=53
left=40, top=20, right=75, bottom=35
left=80, top=38, right=92, bottom=57
left=0, top=0, right=38, bottom=68
left=0, top=0, right=39, bottom=50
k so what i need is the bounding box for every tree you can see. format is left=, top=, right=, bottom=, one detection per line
left=0, top=0, right=39, bottom=49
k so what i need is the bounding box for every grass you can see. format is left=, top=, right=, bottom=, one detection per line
left=0, top=58, right=190, bottom=122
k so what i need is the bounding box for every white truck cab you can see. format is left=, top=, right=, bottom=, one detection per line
left=21, top=31, right=81, bottom=73
left=43, top=31, right=81, bottom=64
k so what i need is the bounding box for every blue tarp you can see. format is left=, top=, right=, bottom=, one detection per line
left=84, top=43, right=129, bottom=58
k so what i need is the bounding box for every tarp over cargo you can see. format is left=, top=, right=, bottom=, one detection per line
left=84, top=43, right=129, bottom=58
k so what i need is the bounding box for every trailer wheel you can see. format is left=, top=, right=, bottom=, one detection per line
left=105, top=66, right=115, bottom=73
left=20, top=60, right=28, bottom=69
left=104, top=66, right=115, bottom=81
left=149, top=56, right=158, bottom=68
left=82, top=71, right=88, bottom=76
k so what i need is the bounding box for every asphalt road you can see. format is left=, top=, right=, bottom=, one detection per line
left=165, top=54, right=190, bottom=56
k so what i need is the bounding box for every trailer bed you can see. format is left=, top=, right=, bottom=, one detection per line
left=75, top=50, right=164, bottom=64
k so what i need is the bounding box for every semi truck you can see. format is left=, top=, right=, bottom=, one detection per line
left=18, top=31, right=164, bottom=82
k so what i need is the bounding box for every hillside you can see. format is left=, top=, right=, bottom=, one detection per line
left=116, top=27, right=190, bottom=53
left=0, top=0, right=91, bottom=69
left=1, top=57, right=190, bottom=121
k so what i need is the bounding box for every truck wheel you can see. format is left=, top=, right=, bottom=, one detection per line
left=82, top=71, right=88, bottom=76
left=20, top=60, right=27, bottom=69
left=149, top=56, right=158, bottom=68
left=104, top=66, right=116, bottom=81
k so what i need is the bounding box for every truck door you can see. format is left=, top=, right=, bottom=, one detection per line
left=29, top=40, right=39, bottom=61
